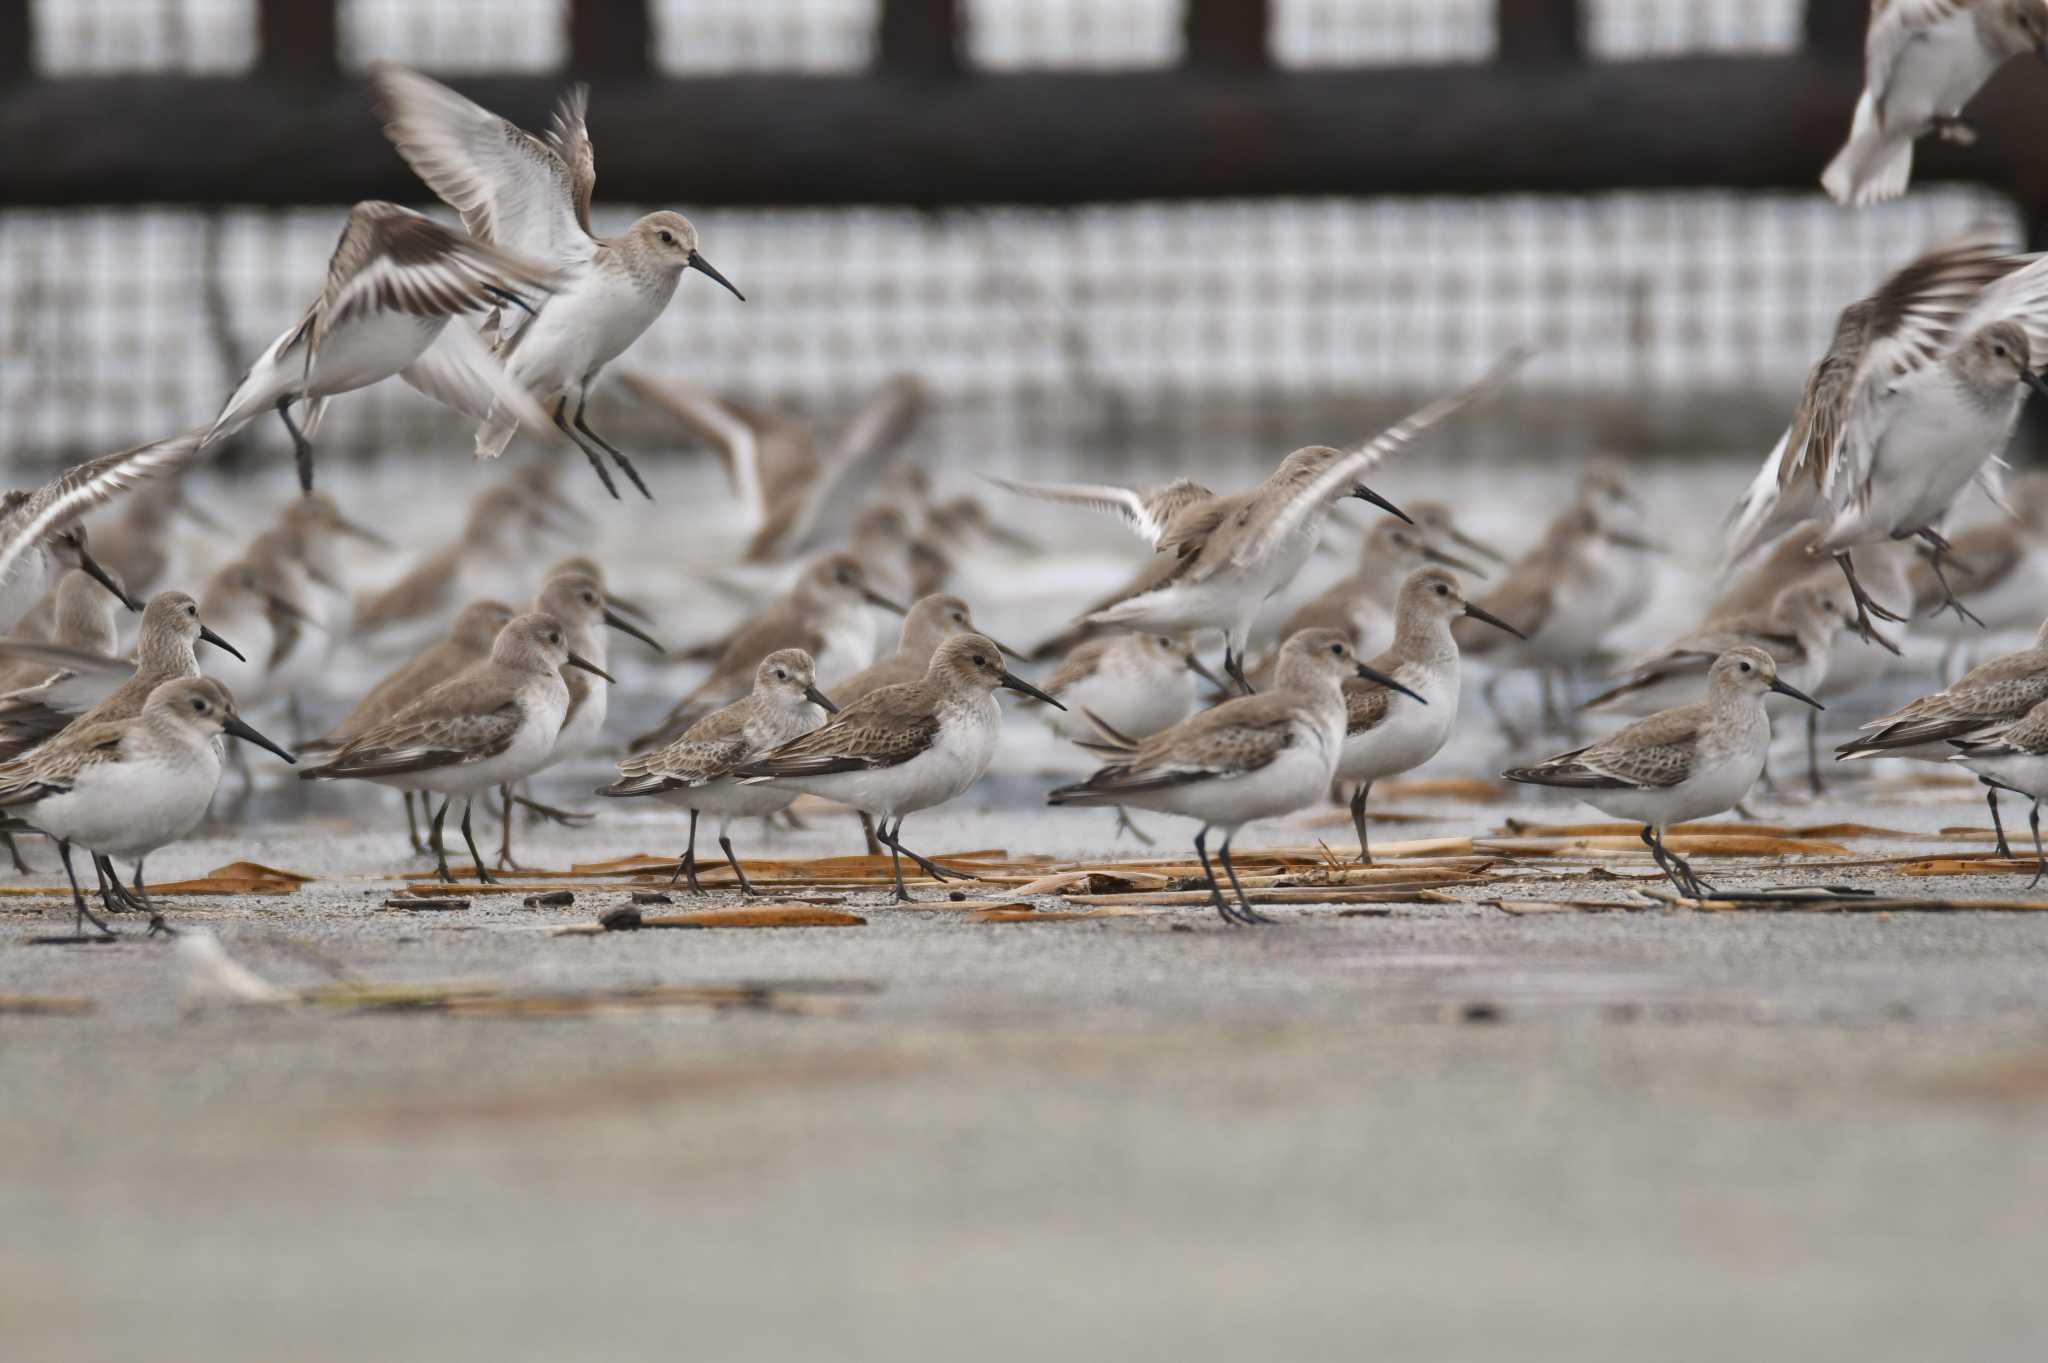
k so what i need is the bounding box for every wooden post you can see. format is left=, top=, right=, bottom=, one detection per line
left=257, top=0, right=337, bottom=78
left=878, top=0, right=959, bottom=76
left=569, top=0, right=650, bottom=78
left=1804, top=0, right=1867, bottom=66
left=1496, top=0, right=1582, bottom=65
left=1184, top=0, right=1268, bottom=72
left=1, top=0, right=30, bottom=77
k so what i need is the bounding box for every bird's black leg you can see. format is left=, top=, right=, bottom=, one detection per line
left=859, top=810, right=884, bottom=857
left=670, top=810, right=702, bottom=892
left=276, top=398, right=316, bottom=494
left=1832, top=551, right=1906, bottom=649
left=1193, top=827, right=1236, bottom=924
left=430, top=795, right=454, bottom=884
left=1217, top=833, right=1276, bottom=924
left=91, top=854, right=131, bottom=919
left=1650, top=827, right=1715, bottom=899
left=884, top=817, right=910, bottom=902
left=573, top=391, right=653, bottom=501
left=134, top=859, right=172, bottom=936
left=1910, top=528, right=1985, bottom=628
left=881, top=818, right=976, bottom=882
left=717, top=832, right=755, bottom=896
left=511, top=792, right=594, bottom=825
left=1982, top=779, right=2013, bottom=859
left=2029, top=800, right=2047, bottom=890
left=403, top=791, right=429, bottom=856
left=1350, top=781, right=1373, bottom=864
left=1805, top=708, right=1826, bottom=798
left=1, top=832, right=30, bottom=876
left=457, top=798, right=495, bottom=885
left=495, top=784, right=522, bottom=872
left=1111, top=807, right=1155, bottom=844
left=1223, top=644, right=1254, bottom=696
left=56, top=841, right=112, bottom=938
left=553, top=397, right=621, bottom=500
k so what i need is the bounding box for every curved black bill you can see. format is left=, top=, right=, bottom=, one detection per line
left=1349, top=484, right=1412, bottom=525
left=2021, top=368, right=2048, bottom=403
left=1185, top=652, right=1227, bottom=689
left=1463, top=602, right=1526, bottom=639
left=1447, top=524, right=1510, bottom=566
left=603, top=607, right=665, bottom=655
left=1768, top=675, right=1824, bottom=711
left=77, top=546, right=142, bottom=612
left=687, top=251, right=746, bottom=302
left=1603, top=526, right=1664, bottom=554
left=566, top=650, right=618, bottom=684
left=223, top=713, right=296, bottom=764
left=804, top=684, right=840, bottom=714
left=336, top=515, right=396, bottom=550
left=1000, top=670, right=1066, bottom=710
left=198, top=624, right=245, bottom=662
left=1421, top=543, right=1487, bottom=577
left=1357, top=662, right=1426, bottom=705
left=862, top=587, right=908, bottom=615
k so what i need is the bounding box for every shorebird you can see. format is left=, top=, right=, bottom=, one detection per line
left=599, top=648, right=837, bottom=893
left=0, top=677, right=294, bottom=938
left=375, top=67, right=746, bottom=499
left=0, top=590, right=242, bottom=763
left=1838, top=616, right=2048, bottom=854
left=1505, top=647, right=1821, bottom=899
left=494, top=569, right=663, bottom=868
left=298, top=612, right=611, bottom=884
left=1049, top=628, right=1421, bottom=923
left=1340, top=568, right=1523, bottom=862
left=85, top=473, right=218, bottom=602
left=1905, top=473, right=2048, bottom=640
left=198, top=557, right=318, bottom=725
left=1822, top=0, right=2048, bottom=207
left=620, top=372, right=924, bottom=558
left=1723, top=231, right=2048, bottom=636
left=302, top=598, right=515, bottom=852
left=631, top=553, right=905, bottom=750
left=1585, top=583, right=1863, bottom=718
left=201, top=200, right=560, bottom=492
left=1077, top=355, right=1524, bottom=692
left=0, top=434, right=173, bottom=633
left=353, top=484, right=562, bottom=644
left=735, top=635, right=1063, bottom=900
left=1947, top=697, right=2048, bottom=880
left=0, top=570, right=125, bottom=874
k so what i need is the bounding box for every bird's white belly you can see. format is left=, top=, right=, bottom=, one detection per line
left=1881, top=18, right=1994, bottom=129
left=29, top=750, right=221, bottom=858
left=1118, top=725, right=1335, bottom=831
left=773, top=698, right=998, bottom=818
left=509, top=275, right=666, bottom=396
left=551, top=687, right=606, bottom=765
left=1046, top=668, right=1192, bottom=743
left=309, top=313, right=443, bottom=397
left=655, top=776, right=796, bottom=822
left=1340, top=673, right=1457, bottom=783
left=1580, top=742, right=1766, bottom=829
left=1953, top=750, right=2048, bottom=800
left=814, top=610, right=878, bottom=685
left=1833, top=396, right=2015, bottom=546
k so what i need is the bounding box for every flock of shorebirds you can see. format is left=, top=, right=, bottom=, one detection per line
left=11, top=11, right=2048, bottom=936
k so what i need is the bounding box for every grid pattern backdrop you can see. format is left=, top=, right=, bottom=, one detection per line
left=5, top=1, right=2020, bottom=464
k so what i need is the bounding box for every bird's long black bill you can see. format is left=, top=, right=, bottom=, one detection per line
left=1422, top=544, right=1487, bottom=577
left=1448, top=525, right=1511, bottom=565
left=688, top=251, right=746, bottom=302
left=862, top=588, right=908, bottom=615
left=77, top=547, right=141, bottom=612
left=223, top=714, right=297, bottom=764
left=2022, top=368, right=2048, bottom=404
left=198, top=624, right=245, bottom=662
left=1185, top=653, right=1227, bottom=689
left=805, top=684, right=840, bottom=714
left=1463, top=602, right=1527, bottom=639
left=1769, top=676, right=1824, bottom=711
left=1357, top=662, right=1426, bottom=705
left=1001, top=671, right=1066, bottom=710
left=1603, top=527, right=1664, bottom=554
left=337, top=516, right=397, bottom=549
left=604, top=607, right=665, bottom=655
left=1349, top=484, right=1412, bottom=525
left=566, top=650, right=618, bottom=684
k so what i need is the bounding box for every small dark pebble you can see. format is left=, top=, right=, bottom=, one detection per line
left=599, top=906, right=645, bottom=932
left=949, top=890, right=966, bottom=902
left=1459, top=1001, right=1503, bottom=1024
left=1169, top=924, right=1194, bottom=934
left=631, top=891, right=673, bottom=906
left=384, top=897, right=469, bottom=911
left=523, top=890, right=576, bottom=908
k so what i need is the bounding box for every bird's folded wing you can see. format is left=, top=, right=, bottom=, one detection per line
left=1579, top=710, right=1702, bottom=789
left=321, top=702, right=521, bottom=778
left=608, top=723, right=754, bottom=793
left=1343, top=680, right=1395, bottom=738
left=1952, top=698, right=2048, bottom=757
left=0, top=641, right=133, bottom=681
left=734, top=695, right=939, bottom=778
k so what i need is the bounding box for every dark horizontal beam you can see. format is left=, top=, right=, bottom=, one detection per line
left=3, top=59, right=2044, bottom=209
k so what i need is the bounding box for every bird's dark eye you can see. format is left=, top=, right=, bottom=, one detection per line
left=190, top=698, right=204, bottom=712
left=1740, top=662, right=1752, bottom=672
left=186, top=605, right=197, bottom=616
left=1434, top=584, right=1449, bottom=596
left=774, top=669, right=787, bottom=680
left=1996, top=345, right=2009, bottom=357
left=1330, top=643, right=1342, bottom=655
left=972, top=655, right=987, bottom=666
left=658, top=230, right=675, bottom=246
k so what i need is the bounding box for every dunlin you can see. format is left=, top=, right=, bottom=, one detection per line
left=1948, top=696, right=2048, bottom=880
left=0, top=433, right=177, bottom=631
left=735, top=635, right=1063, bottom=900
left=1079, top=354, right=1523, bottom=692
left=353, top=485, right=560, bottom=643
left=201, top=200, right=560, bottom=492
left=1505, top=647, right=1821, bottom=899
left=1585, top=583, right=1864, bottom=717
left=0, top=569, right=125, bottom=875
left=599, top=648, right=837, bottom=893
left=1822, top=0, right=2048, bottom=206
left=86, top=472, right=218, bottom=601
left=1340, top=569, right=1523, bottom=862
left=1049, top=628, right=1420, bottom=924
left=620, top=372, right=924, bottom=558
left=1838, top=616, right=2048, bottom=854
left=1905, top=473, right=2048, bottom=636
left=0, top=677, right=293, bottom=937
left=1257, top=516, right=1487, bottom=677
left=631, top=553, right=905, bottom=751
left=1722, top=231, right=2045, bottom=634
left=198, top=557, right=318, bottom=724
left=299, top=612, right=611, bottom=884
left=375, top=67, right=746, bottom=499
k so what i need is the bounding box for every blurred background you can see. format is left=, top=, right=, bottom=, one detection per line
left=3, top=0, right=2041, bottom=474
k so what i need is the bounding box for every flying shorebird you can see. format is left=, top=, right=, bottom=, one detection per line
left=1723, top=231, right=2048, bottom=637
left=375, top=66, right=747, bottom=501
left=1822, top=0, right=2048, bottom=208
left=0, top=677, right=294, bottom=939
left=598, top=648, right=838, bottom=894
left=1055, top=352, right=1526, bottom=693
left=1048, top=628, right=1422, bottom=925
left=201, top=199, right=563, bottom=493
left=1505, top=647, right=1823, bottom=900
left=0, top=432, right=190, bottom=633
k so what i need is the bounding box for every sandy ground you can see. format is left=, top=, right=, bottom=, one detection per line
left=5, top=761, right=2048, bottom=1363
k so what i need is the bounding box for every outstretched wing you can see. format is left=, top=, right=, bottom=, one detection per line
left=0, top=429, right=206, bottom=595
left=778, top=375, right=925, bottom=556
left=543, top=83, right=596, bottom=236
left=986, top=474, right=1200, bottom=550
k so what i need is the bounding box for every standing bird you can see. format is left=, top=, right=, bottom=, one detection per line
left=1048, top=629, right=1421, bottom=924
left=1340, top=569, right=1524, bottom=863
left=0, top=678, right=294, bottom=937
left=201, top=200, right=561, bottom=492
left=599, top=649, right=838, bottom=894
left=1723, top=232, right=2048, bottom=636
left=298, top=613, right=611, bottom=884
left=375, top=67, right=746, bottom=499
left=0, top=569, right=126, bottom=874
left=733, top=635, right=1064, bottom=901
left=1822, top=0, right=2048, bottom=208
left=1504, top=648, right=1822, bottom=899
left=1947, top=696, right=2048, bottom=880
left=352, top=484, right=562, bottom=646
